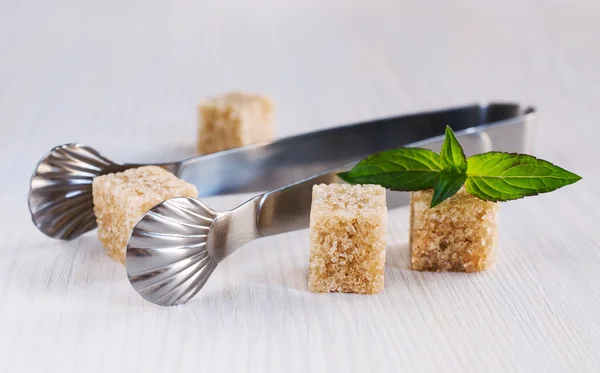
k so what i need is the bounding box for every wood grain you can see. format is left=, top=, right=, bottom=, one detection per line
left=1, top=1, right=599, bottom=372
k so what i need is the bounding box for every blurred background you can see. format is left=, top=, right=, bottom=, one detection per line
left=2, top=1, right=598, bottom=161
left=1, top=1, right=599, bottom=372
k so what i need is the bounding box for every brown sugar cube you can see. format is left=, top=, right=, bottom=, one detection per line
left=410, top=188, right=499, bottom=272
left=308, top=184, right=387, bottom=294
left=198, top=91, right=274, bottom=154
left=92, top=166, right=198, bottom=263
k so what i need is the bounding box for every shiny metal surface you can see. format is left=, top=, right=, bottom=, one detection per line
left=28, top=102, right=536, bottom=240
left=126, top=197, right=263, bottom=306
left=126, top=107, right=536, bottom=306
left=126, top=198, right=219, bottom=306
left=28, top=144, right=130, bottom=240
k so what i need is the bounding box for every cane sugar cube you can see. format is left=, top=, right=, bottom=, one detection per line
left=198, top=91, right=274, bottom=154
left=410, top=188, right=499, bottom=272
left=308, top=184, right=387, bottom=294
left=92, top=166, right=198, bottom=263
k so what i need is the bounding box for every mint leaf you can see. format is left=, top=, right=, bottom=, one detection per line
left=337, top=148, right=442, bottom=190
left=465, top=152, right=582, bottom=201
left=430, top=169, right=467, bottom=207
left=429, top=126, right=468, bottom=206
left=339, top=129, right=581, bottom=205
left=440, top=126, right=467, bottom=172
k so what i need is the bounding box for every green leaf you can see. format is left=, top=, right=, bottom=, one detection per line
left=430, top=169, right=467, bottom=207
left=465, top=152, right=582, bottom=202
left=429, top=126, right=469, bottom=206
left=440, top=126, right=467, bottom=173
left=337, top=148, right=442, bottom=191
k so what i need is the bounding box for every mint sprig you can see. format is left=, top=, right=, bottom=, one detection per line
left=338, top=126, right=582, bottom=207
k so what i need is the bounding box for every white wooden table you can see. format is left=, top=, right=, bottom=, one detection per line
left=1, top=1, right=599, bottom=372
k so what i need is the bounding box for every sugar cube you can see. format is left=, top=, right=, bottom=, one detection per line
left=92, top=166, right=198, bottom=263
left=198, top=91, right=274, bottom=154
left=410, top=188, right=499, bottom=272
left=309, top=184, right=387, bottom=294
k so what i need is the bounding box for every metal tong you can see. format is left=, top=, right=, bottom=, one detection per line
left=28, top=103, right=536, bottom=306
